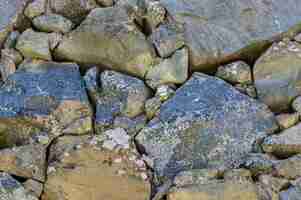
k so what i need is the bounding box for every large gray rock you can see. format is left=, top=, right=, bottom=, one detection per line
left=254, top=40, right=301, bottom=112
left=136, top=73, right=278, bottom=180
left=161, top=0, right=301, bottom=72
left=0, top=0, right=28, bottom=48
left=0, top=61, right=92, bottom=148
left=54, top=7, right=155, bottom=78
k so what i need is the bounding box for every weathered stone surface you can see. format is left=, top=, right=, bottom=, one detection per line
left=274, top=155, right=301, bottom=179
left=280, top=186, right=301, bottom=200
left=161, top=0, right=301, bottom=72
left=235, top=83, right=257, bottom=98
left=0, top=61, right=92, bottom=148
left=242, top=153, right=275, bottom=176
left=96, top=0, right=114, bottom=7
left=16, top=29, right=52, bottom=60
left=0, top=0, right=28, bottom=48
left=276, top=113, right=299, bottom=130
left=0, top=49, right=23, bottom=81
left=216, top=61, right=252, bottom=84
left=155, top=85, right=175, bottom=102
left=24, top=0, right=46, bottom=19
left=146, top=48, right=188, bottom=89
left=254, top=40, right=301, bottom=112
left=113, top=115, right=147, bottom=136
left=0, top=144, right=46, bottom=181
left=168, top=180, right=260, bottom=200
left=42, top=135, right=151, bottom=200
left=292, top=96, right=301, bottom=114
left=0, top=172, right=38, bottom=200
left=262, top=123, right=301, bottom=157
left=144, top=0, right=166, bottom=32
left=47, top=32, right=62, bottom=51
left=150, top=23, right=185, bottom=58
left=83, top=66, right=100, bottom=104
left=32, top=14, right=73, bottom=33
left=258, top=175, right=290, bottom=193
left=95, top=70, right=151, bottom=133
left=3, top=31, right=20, bottom=49
left=145, top=97, right=162, bottom=120
left=23, top=179, right=43, bottom=198
left=49, top=0, right=98, bottom=24
left=54, top=7, right=155, bottom=78
left=136, top=73, right=278, bottom=180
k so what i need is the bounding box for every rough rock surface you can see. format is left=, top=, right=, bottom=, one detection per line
left=137, top=73, right=278, bottom=180
left=32, top=14, right=74, bottom=33
left=95, top=70, right=151, bottom=133
left=54, top=7, right=155, bottom=78
left=42, top=135, right=151, bottom=200
left=254, top=40, right=301, bottom=112
left=0, top=61, right=92, bottom=148
left=161, top=0, right=301, bottom=72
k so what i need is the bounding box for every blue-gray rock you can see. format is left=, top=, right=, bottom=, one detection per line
left=161, top=0, right=301, bottom=72
left=0, top=61, right=92, bottom=148
left=136, top=73, right=278, bottom=180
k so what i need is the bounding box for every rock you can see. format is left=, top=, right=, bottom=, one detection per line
left=3, top=31, right=20, bottom=49
left=295, top=33, right=301, bottom=43
left=49, top=0, right=98, bottom=24
left=254, top=40, right=301, bottom=112
left=150, top=23, right=185, bottom=58
left=145, top=97, right=162, bottom=120
left=258, top=175, right=290, bottom=193
left=262, top=123, right=301, bottom=157
left=103, top=128, right=130, bottom=150
left=83, top=67, right=100, bottom=104
left=155, top=85, right=175, bottom=102
left=235, top=83, right=257, bottom=98
left=280, top=187, right=301, bottom=200
left=0, top=61, right=92, bottom=148
left=223, top=169, right=253, bottom=182
left=242, top=153, right=275, bottom=176
left=32, top=14, right=74, bottom=33
left=0, top=172, right=38, bottom=200
left=54, top=7, right=155, bottom=78
left=95, top=70, right=151, bottom=133
left=276, top=113, right=299, bottom=130
left=48, top=32, right=63, bottom=51
left=96, top=0, right=114, bottom=7
left=0, top=49, right=23, bottom=81
left=16, top=29, right=52, bottom=60
left=292, top=96, right=301, bottom=114
left=42, top=135, right=151, bottom=200
left=144, top=0, right=166, bottom=32
left=24, top=0, right=46, bottom=19
left=161, top=0, right=301, bottom=72
left=0, top=144, right=46, bottom=181
left=173, top=169, right=221, bottom=187
left=216, top=61, right=252, bottom=84
left=136, top=73, right=278, bottom=180
left=23, top=179, right=44, bottom=198
left=168, top=180, right=260, bottom=200
left=146, top=48, right=188, bottom=89
left=113, top=115, right=147, bottom=136
left=274, top=155, right=301, bottom=179
left=0, top=0, right=28, bottom=48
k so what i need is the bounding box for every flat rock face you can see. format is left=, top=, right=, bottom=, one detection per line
left=42, top=135, right=151, bottom=200
left=0, top=61, right=92, bottom=148
left=161, top=0, right=301, bottom=71
left=136, top=73, right=278, bottom=180
left=0, top=0, right=27, bottom=47
left=54, top=7, right=155, bottom=78
left=254, top=40, right=301, bottom=112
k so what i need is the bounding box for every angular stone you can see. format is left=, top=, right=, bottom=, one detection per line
left=32, top=14, right=74, bottom=33
left=292, top=96, right=301, bottom=113
left=223, top=169, right=253, bottom=182
left=262, top=123, right=301, bottom=157
left=150, top=23, right=185, bottom=58
left=96, top=0, right=114, bottom=7
left=235, top=83, right=257, bottom=98
left=155, top=85, right=175, bottom=102
left=16, top=29, right=52, bottom=60
left=254, top=40, right=301, bottom=112
left=23, top=179, right=44, bottom=198
left=113, top=115, right=147, bottom=136
left=0, top=144, right=46, bottom=181
left=145, top=97, right=162, bottom=120
left=95, top=70, right=151, bottom=133
left=280, top=186, right=301, bottom=200
left=0, top=0, right=28, bottom=48
left=49, top=0, right=98, bottom=24
left=168, top=180, right=260, bottom=200
left=274, top=155, right=301, bottom=179
left=161, top=0, right=301, bottom=72
left=0, top=172, right=38, bottom=200
left=3, top=31, right=20, bottom=49
left=42, top=135, right=151, bottom=200
left=144, top=0, right=166, bottom=32
left=276, top=113, right=299, bottom=130
left=216, top=61, right=252, bottom=84
left=48, top=32, right=63, bottom=51
left=242, top=153, right=275, bottom=176
left=0, top=49, right=23, bottom=81
left=258, top=175, right=290, bottom=193
left=137, top=73, right=278, bottom=180
left=83, top=67, right=100, bottom=104
left=0, top=61, right=92, bottom=148
left=54, top=7, right=155, bottom=78
left=24, top=0, right=46, bottom=19
left=146, top=48, right=188, bottom=89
